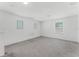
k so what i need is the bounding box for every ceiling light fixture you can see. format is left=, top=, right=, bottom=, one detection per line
left=23, top=2, right=29, bottom=4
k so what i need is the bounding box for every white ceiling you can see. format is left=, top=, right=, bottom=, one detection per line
left=0, top=2, right=79, bottom=21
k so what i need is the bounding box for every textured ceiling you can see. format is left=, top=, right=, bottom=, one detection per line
left=0, top=2, right=79, bottom=21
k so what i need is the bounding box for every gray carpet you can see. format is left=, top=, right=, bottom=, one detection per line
left=4, top=36, right=79, bottom=57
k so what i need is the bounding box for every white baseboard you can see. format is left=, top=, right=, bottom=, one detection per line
left=42, top=35, right=79, bottom=43
left=5, top=35, right=40, bottom=46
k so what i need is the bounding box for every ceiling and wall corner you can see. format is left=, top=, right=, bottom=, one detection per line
left=0, top=2, right=79, bottom=21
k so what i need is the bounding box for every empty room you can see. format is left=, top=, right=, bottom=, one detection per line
left=0, top=2, right=79, bottom=57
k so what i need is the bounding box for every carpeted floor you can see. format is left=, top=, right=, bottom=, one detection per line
left=4, top=36, right=79, bottom=57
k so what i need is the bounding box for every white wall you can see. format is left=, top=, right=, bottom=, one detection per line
left=40, top=21, right=44, bottom=36
left=1, top=11, right=40, bottom=45
left=42, top=15, right=78, bottom=42
left=78, top=15, right=79, bottom=42
left=64, top=15, right=78, bottom=42
left=0, top=11, right=4, bottom=56
left=0, top=33, right=4, bottom=56
left=42, top=19, right=64, bottom=39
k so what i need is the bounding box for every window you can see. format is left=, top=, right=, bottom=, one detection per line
left=55, top=21, right=63, bottom=32
left=17, top=20, right=23, bottom=29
